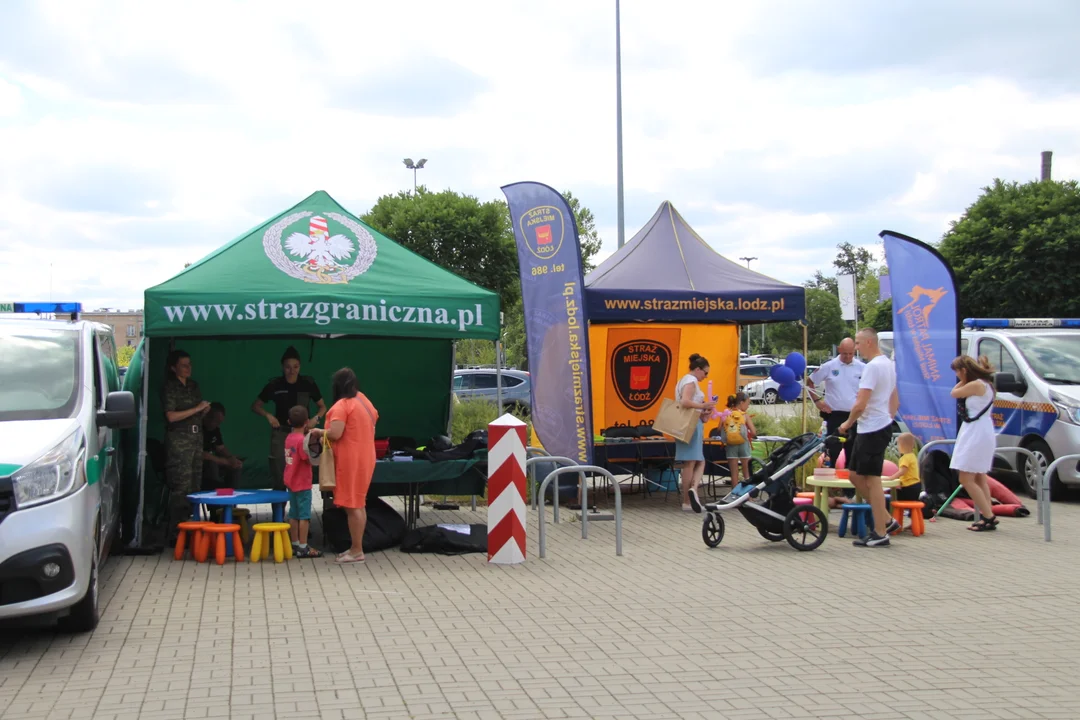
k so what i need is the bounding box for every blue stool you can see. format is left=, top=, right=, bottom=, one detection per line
left=839, top=503, right=873, bottom=538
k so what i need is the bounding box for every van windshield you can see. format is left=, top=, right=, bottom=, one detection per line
left=1012, top=335, right=1080, bottom=385
left=0, top=329, right=81, bottom=421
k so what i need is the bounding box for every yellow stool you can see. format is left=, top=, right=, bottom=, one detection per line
left=250, top=522, right=293, bottom=563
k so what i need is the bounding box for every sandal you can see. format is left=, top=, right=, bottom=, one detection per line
left=968, top=515, right=999, bottom=532
left=335, top=551, right=366, bottom=563
left=297, top=546, right=323, bottom=558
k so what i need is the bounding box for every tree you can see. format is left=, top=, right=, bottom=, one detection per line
left=769, top=288, right=846, bottom=353
left=806, top=269, right=837, bottom=296
left=863, top=297, right=893, bottom=332
left=938, top=178, right=1080, bottom=318
left=117, top=345, right=135, bottom=367
left=362, top=187, right=520, bottom=309
left=833, top=241, right=876, bottom=283
left=562, top=191, right=603, bottom=271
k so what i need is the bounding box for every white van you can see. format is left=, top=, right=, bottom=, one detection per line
left=0, top=319, right=135, bottom=631
left=882, top=319, right=1080, bottom=497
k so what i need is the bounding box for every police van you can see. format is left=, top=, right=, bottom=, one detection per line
left=882, top=319, right=1080, bottom=498
left=0, top=314, right=136, bottom=631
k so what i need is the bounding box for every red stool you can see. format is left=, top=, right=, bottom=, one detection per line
left=201, top=524, right=245, bottom=565
left=174, top=521, right=213, bottom=561
left=890, top=501, right=926, bottom=536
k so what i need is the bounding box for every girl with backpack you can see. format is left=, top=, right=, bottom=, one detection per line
left=720, top=391, right=756, bottom=487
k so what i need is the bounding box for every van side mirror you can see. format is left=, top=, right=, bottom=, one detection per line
left=98, top=391, right=137, bottom=429
left=994, top=372, right=1027, bottom=395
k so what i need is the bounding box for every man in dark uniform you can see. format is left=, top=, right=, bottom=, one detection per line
left=251, top=346, right=325, bottom=490
left=202, top=402, right=244, bottom=490
left=162, top=349, right=209, bottom=544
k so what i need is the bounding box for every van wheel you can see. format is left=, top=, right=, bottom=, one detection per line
left=1020, top=439, right=1063, bottom=500
left=59, top=528, right=100, bottom=633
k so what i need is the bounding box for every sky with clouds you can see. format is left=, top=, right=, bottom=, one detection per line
left=1, top=0, right=1077, bottom=311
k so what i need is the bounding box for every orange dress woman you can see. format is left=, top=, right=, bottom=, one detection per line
left=325, top=367, right=379, bottom=563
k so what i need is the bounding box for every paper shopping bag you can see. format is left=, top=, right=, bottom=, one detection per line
left=318, top=433, right=337, bottom=491
left=652, top=398, right=699, bottom=443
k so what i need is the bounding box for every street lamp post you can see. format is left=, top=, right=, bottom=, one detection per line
left=403, top=158, right=427, bottom=191
left=739, top=256, right=758, bottom=355
left=615, top=0, right=625, bottom=249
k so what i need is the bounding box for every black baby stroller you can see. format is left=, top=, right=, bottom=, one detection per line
left=700, top=433, right=828, bottom=551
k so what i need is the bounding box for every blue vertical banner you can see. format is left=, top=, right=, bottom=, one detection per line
left=881, top=230, right=961, bottom=447
left=501, top=182, right=593, bottom=464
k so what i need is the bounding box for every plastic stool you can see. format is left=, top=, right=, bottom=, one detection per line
left=890, top=501, right=926, bottom=536
left=838, top=503, right=873, bottom=538
left=174, top=521, right=214, bottom=561
left=202, top=524, right=245, bottom=564
left=211, top=507, right=252, bottom=546
left=251, top=522, right=293, bottom=563
left=793, top=496, right=814, bottom=522
left=796, top=492, right=815, bottom=499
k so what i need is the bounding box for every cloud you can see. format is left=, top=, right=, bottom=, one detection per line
left=327, top=56, right=491, bottom=117
left=0, top=0, right=1078, bottom=309
left=736, top=0, right=1080, bottom=94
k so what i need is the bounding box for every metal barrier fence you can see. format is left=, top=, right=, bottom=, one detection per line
left=525, top=455, right=583, bottom=524
left=537, top=466, right=623, bottom=558
left=1041, top=454, right=1080, bottom=542
left=919, top=440, right=1050, bottom=541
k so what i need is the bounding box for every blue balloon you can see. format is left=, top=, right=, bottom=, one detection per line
left=770, top=365, right=796, bottom=385
left=778, top=382, right=803, bottom=402
left=784, top=352, right=807, bottom=377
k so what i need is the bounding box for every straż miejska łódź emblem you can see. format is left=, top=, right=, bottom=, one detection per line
left=263, top=211, right=378, bottom=284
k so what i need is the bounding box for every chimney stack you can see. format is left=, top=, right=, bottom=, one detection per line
left=1041, top=150, right=1053, bottom=181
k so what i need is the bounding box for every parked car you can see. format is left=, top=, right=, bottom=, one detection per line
left=0, top=318, right=136, bottom=631
left=453, top=368, right=531, bottom=413
left=744, top=366, right=819, bottom=404
left=737, top=363, right=773, bottom=389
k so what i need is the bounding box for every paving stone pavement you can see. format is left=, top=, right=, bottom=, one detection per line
left=1, top=488, right=1078, bottom=720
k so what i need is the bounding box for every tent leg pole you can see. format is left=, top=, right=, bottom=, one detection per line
left=802, top=323, right=808, bottom=435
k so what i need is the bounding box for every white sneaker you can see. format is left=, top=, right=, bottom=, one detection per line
left=681, top=504, right=694, bottom=512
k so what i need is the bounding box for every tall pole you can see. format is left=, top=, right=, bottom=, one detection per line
left=615, top=0, right=625, bottom=249
left=740, top=257, right=757, bottom=355
left=413, top=168, right=417, bottom=191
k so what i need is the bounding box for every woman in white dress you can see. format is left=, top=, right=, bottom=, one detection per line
left=950, top=355, right=998, bottom=531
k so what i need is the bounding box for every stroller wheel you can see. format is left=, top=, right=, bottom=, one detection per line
left=702, top=512, right=725, bottom=548
left=756, top=526, right=784, bottom=543
left=782, top=504, right=828, bottom=551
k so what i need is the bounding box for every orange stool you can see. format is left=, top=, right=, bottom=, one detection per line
left=796, top=492, right=815, bottom=499
left=174, top=521, right=214, bottom=561
left=890, top=501, right=926, bottom=536
left=201, top=524, right=245, bottom=565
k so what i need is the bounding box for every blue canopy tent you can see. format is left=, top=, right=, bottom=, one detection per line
left=585, top=201, right=805, bottom=323
left=583, top=201, right=808, bottom=436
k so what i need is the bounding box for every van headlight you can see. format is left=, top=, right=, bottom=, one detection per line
left=1049, top=391, right=1080, bottom=426
left=11, top=430, right=86, bottom=509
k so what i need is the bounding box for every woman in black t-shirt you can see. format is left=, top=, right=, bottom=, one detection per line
left=251, top=346, right=326, bottom=490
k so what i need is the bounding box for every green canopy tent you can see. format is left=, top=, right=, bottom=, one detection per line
left=121, top=190, right=500, bottom=549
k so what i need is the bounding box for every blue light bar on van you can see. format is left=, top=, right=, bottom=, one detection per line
left=0, top=302, right=82, bottom=314
left=963, top=318, right=1080, bottom=329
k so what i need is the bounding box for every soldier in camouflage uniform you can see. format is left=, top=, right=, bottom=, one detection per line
left=162, top=350, right=210, bottom=543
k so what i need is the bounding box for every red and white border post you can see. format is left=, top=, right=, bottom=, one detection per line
left=487, top=414, right=527, bottom=564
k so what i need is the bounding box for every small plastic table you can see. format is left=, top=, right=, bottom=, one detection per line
left=806, top=477, right=900, bottom=517
left=187, top=490, right=290, bottom=557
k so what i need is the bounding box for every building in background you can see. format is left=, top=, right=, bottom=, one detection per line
left=82, top=309, right=144, bottom=346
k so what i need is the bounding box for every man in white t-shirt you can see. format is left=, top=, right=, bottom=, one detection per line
left=839, top=328, right=899, bottom=548
left=808, top=338, right=864, bottom=466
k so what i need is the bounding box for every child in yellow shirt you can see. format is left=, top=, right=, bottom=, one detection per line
left=886, top=433, right=922, bottom=502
